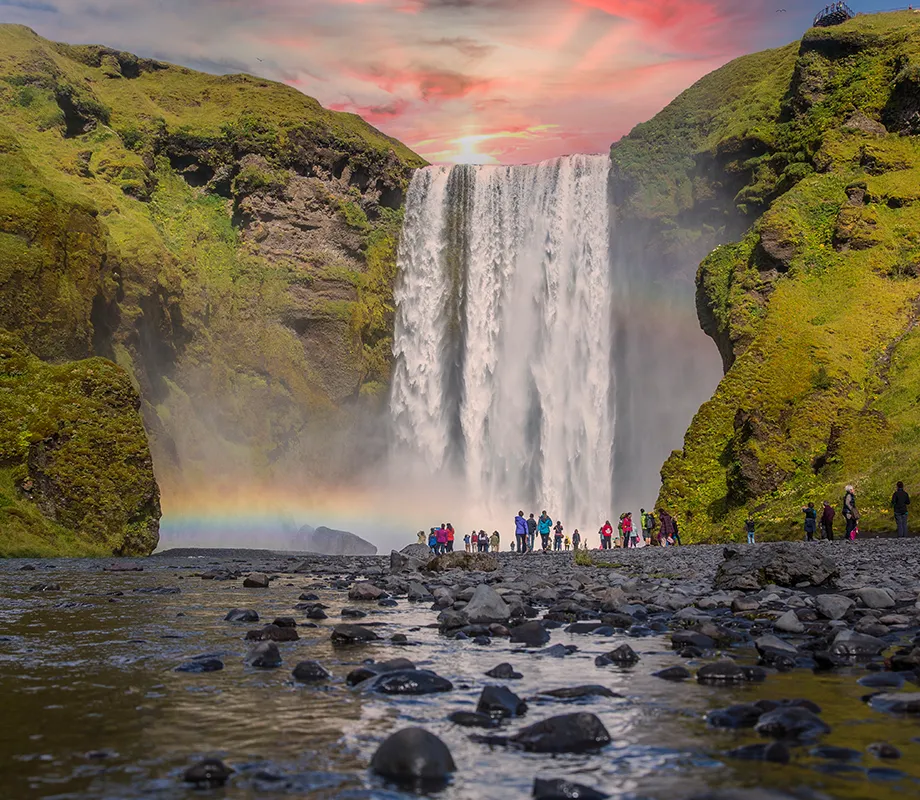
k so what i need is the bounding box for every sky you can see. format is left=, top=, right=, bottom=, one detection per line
left=0, top=0, right=903, bottom=163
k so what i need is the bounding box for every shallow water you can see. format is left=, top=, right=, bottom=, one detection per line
left=1, top=556, right=919, bottom=799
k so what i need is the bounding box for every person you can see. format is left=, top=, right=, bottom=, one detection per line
left=821, top=502, right=835, bottom=541
left=601, top=520, right=613, bottom=550
left=464, top=532, right=472, bottom=553
left=642, top=509, right=656, bottom=545
left=538, top=511, right=552, bottom=551
left=446, top=523, right=455, bottom=553
left=515, top=511, right=528, bottom=553
left=428, top=528, right=438, bottom=555
left=436, top=524, right=448, bottom=555
left=572, top=529, right=581, bottom=550
left=490, top=530, right=500, bottom=552
left=564, top=536, right=571, bottom=551
left=745, top=517, right=755, bottom=544
left=622, top=513, right=635, bottom=548
left=553, top=520, right=564, bottom=551
left=527, top=513, right=537, bottom=552
left=802, top=503, right=817, bottom=542
left=671, top=516, right=682, bottom=546
left=478, top=530, right=489, bottom=552
left=417, top=530, right=426, bottom=545
left=658, top=509, right=674, bottom=546
left=843, top=485, right=859, bottom=540
left=893, top=481, right=911, bottom=539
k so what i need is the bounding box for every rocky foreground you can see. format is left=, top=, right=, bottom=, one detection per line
left=152, top=539, right=920, bottom=798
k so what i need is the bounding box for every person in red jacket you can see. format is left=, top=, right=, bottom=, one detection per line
left=601, top=520, right=613, bottom=550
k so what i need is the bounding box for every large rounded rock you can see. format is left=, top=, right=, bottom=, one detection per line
left=330, top=624, right=381, bottom=645
left=510, top=712, right=611, bottom=753
left=510, top=621, right=550, bottom=646
left=714, top=543, right=838, bottom=590
left=184, top=758, right=233, bottom=787
left=242, top=572, right=270, bottom=588
left=365, top=669, right=453, bottom=695
left=245, top=624, right=299, bottom=642
left=754, top=707, right=830, bottom=742
left=245, top=642, right=281, bottom=668
left=831, top=629, right=887, bottom=658
left=292, top=660, right=332, bottom=682
left=224, top=608, right=259, bottom=623
left=596, top=644, right=639, bottom=666
left=477, top=685, right=527, bottom=718
left=348, top=582, right=385, bottom=601
left=486, top=662, right=523, bottom=680
left=815, top=594, right=854, bottom=620
left=463, top=584, right=511, bottom=623
left=370, top=727, right=455, bottom=785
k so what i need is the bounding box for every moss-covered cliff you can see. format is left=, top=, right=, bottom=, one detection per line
left=0, top=24, right=425, bottom=553
left=629, top=12, right=920, bottom=541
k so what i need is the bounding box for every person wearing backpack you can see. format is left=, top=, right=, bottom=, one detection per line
left=892, top=481, right=911, bottom=539
left=802, top=503, right=818, bottom=542
left=553, top=520, right=564, bottom=551
left=538, top=511, right=553, bottom=551
left=843, top=485, right=859, bottom=540
left=745, top=517, right=756, bottom=544
left=642, top=509, right=656, bottom=545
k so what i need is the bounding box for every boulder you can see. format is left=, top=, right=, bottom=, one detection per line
left=510, top=621, right=550, bottom=646
left=224, top=608, right=259, bottom=622
left=364, top=669, right=453, bottom=695
left=707, top=704, right=764, bottom=729
left=330, top=624, right=381, bottom=645
left=724, top=743, right=791, bottom=764
left=510, top=712, right=611, bottom=753
left=348, top=582, right=385, bottom=601
left=425, top=552, right=498, bottom=573
left=245, top=641, right=282, bottom=668
left=754, top=707, right=830, bottom=742
left=538, top=686, right=620, bottom=701
left=184, top=758, right=233, bottom=787
left=714, top=543, right=838, bottom=590
left=175, top=655, right=224, bottom=673
left=463, top=584, right=511, bottom=624
left=831, top=629, right=887, bottom=658
left=242, top=572, right=270, bottom=588
left=292, top=660, right=332, bottom=682
left=485, top=662, right=523, bottom=680
left=595, top=644, right=639, bottom=666
left=858, top=587, right=895, bottom=609
left=532, top=777, right=609, bottom=799
left=407, top=581, right=432, bottom=601
left=370, top=727, right=455, bottom=785
left=598, top=587, right=628, bottom=612
left=815, top=594, right=854, bottom=620
left=868, top=692, right=920, bottom=714
left=244, top=624, right=299, bottom=642
left=449, top=711, right=500, bottom=728
left=477, top=685, right=527, bottom=718
left=774, top=610, right=804, bottom=634
left=697, top=661, right=746, bottom=685
left=653, top=666, right=692, bottom=681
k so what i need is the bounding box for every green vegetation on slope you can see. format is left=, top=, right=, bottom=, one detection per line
left=649, top=12, right=920, bottom=542
left=0, top=330, right=159, bottom=557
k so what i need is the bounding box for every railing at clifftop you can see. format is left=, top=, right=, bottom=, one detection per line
left=813, top=2, right=856, bottom=27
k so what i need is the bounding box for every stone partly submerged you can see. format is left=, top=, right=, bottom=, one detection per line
left=299, top=526, right=377, bottom=556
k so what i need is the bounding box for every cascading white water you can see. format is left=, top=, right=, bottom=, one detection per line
left=390, top=154, right=614, bottom=530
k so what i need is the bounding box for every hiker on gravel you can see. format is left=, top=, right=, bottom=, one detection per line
left=446, top=523, right=455, bottom=552
left=564, top=535, right=571, bottom=550
left=658, top=509, right=674, bottom=546
left=600, top=520, right=613, bottom=550
left=477, top=530, right=489, bottom=552
left=464, top=532, right=472, bottom=552
left=893, top=481, right=911, bottom=539
left=538, top=511, right=552, bottom=551
left=745, top=517, right=756, bottom=544
left=428, top=528, right=438, bottom=554
left=514, top=511, right=528, bottom=553
left=641, top=508, right=656, bottom=544
left=436, top=524, right=449, bottom=554
left=802, top=503, right=818, bottom=542
left=553, top=520, right=564, bottom=551
left=622, top=513, right=635, bottom=548
left=821, top=502, right=835, bottom=540
left=527, top=513, right=537, bottom=552
left=843, top=485, right=859, bottom=540
left=572, top=529, right=581, bottom=550
left=490, top=530, right=500, bottom=552
left=671, top=516, right=682, bottom=546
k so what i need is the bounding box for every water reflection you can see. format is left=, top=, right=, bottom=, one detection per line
left=0, top=558, right=918, bottom=799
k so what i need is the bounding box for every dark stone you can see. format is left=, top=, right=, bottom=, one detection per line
left=272, top=617, right=296, bottom=628
left=379, top=598, right=398, bottom=607
left=714, top=543, right=838, bottom=590
left=510, top=712, right=611, bottom=753
left=184, top=758, right=233, bottom=787
left=595, top=644, right=639, bottom=667
left=341, top=608, right=367, bottom=618
left=477, top=685, right=527, bottom=718
left=868, top=742, right=901, bottom=759
left=810, top=745, right=862, bottom=762
left=868, top=692, right=920, bottom=714
left=858, top=673, right=905, bottom=689
left=754, top=707, right=830, bottom=742
left=697, top=661, right=746, bottom=685
left=224, top=608, right=259, bottom=623
left=707, top=704, right=763, bottom=729
left=346, top=658, right=416, bottom=686
left=725, top=743, right=791, bottom=764
left=486, top=662, right=523, bottom=680
left=510, top=621, right=550, bottom=646
left=331, top=624, right=381, bottom=645
left=243, top=572, right=270, bottom=588
left=532, top=777, right=610, bottom=799
left=245, top=642, right=282, bottom=668
left=370, top=727, right=455, bottom=785
left=448, top=711, right=500, bottom=728
left=672, top=630, right=715, bottom=650
left=565, top=621, right=603, bottom=634
left=366, top=669, right=453, bottom=695
left=540, top=644, right=578, bottom=658
left=175, top=655, right=224, bottom=673
left=245, top=624, right=299, bottom=642
left=306, top=606, right=328, bottom=620
left=538, top=686, right=620, bottom=700
left=653, top=665, right=692, bottom=681
left=292, top=660, right=331, bottom=682
left=298, top=592, right=319, bottom=601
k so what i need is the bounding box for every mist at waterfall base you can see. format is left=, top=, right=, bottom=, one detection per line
left=156, top=154, right=721, bottom=554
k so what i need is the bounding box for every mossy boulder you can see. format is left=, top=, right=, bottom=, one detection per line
left=0, top=330, right=160, bottom=556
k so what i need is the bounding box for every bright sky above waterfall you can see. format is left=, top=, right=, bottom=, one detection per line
left=1, top=0, right=903, bottom=163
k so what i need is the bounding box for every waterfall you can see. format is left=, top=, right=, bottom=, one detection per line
left=390, top=154, right=614, bottom=529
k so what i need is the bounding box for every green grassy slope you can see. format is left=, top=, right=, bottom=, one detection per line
left=644, top=12, right=920, bottom=541
left=0, top=24, right=426, bottom=553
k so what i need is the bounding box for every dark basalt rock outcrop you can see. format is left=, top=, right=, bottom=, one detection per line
left=714, top=543, right=839, bottom=590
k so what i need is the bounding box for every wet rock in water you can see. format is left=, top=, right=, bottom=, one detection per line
left=858, top=673, right=905, bottom=689
left=755, top=698, right=821, bottom=715
left=540, top=644, right=578, bottom=658
left=858, top=587, right=895, bottom=609
left=243, top=572, right=270, bottom=588
left=305, top=606, right=328, bottom=620
left=815, top=594, right=854, bottom=621
left=224, top=609, right=257, bottom=624
left=477, top=685, right=528, bottom=718
left=773, top=610, right=804, bottom=634
left=365, top=669, right=453, bottom=695
left=595, top=644, right=639, bottom=667
left=407, top=581, right=432, bottom=601
left=331, top=624, right=381, bottom=645
left=378, top=598, right=398, bottom=608
left=714, top=543, right=838, bottom=590
left=390, top=549, right=425, bottom=574
left=391, top=633, right=409, bottom=644
left=868, top=692, right=920, bottom=714
left=184, top=758, right=234, bottom=787
left=175, top=654, right=224, bottom=673
left=246, top=642, right=282, bottom=668
left=245, top=624, right=299, bottom=642
left=449, top=711, right=500, bottom=728
left=672, top=630, right=715, bottom=651
left=810, top=745, right=862, bottom=762
left=754, top=706, right=830, bottom=742
left=341, top=608, right=367, bottom=618
left=510, top=712, right=611, bottom=753
left=463, top=584, right=511, bottom=624
left=831, top=629, right=888, bottom=658
left=371, top=727, right=455, bottom=786
left=868, top=742, right=901, bottom=759
left=349, top=582, right=385, bottom=601
left=272, top=617, right=296, bottom=628
left=707, top=704, right=764, bottom=729
left=292, top=660, right=332, bottom=682
left=697, top=661, right=747, bottom=685
left=298, top=592, right=319, bottom=601
left=653, top=665, right=692, bottom=682
left=538, top=686, right=620, bottom=700
left=532, top=777, right=610, bottom=799
left=725, top=742, right=791, bottom=764
left=347, top=658, right=417, bottom=686
left=510, top=621, right=550, bottom=646
left=425, top=551, right=498, bottom=573
left=486, top=662, right=523, bottom=680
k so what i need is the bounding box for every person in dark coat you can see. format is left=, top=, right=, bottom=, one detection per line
left=821, top=502, right=835, bottom=540
left=842, top=485, right=858, bottom=540
left=802, top=502, right=818, bottom=542
left=893, top=481, right=911, bottom=539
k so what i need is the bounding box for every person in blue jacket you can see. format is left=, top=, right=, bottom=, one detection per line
left=514, top=511, right=528, bottom=553
left=538, top=510, right=552, bottom=551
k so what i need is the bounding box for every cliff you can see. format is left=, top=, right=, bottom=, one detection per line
left=0, top=24, right=425, bottom=554
left=623, top=12, right=920, bottom=541
left=300, top=525, right=378, bottom=556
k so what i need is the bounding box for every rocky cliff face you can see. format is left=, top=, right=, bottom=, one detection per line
left=628, top=12, right=920, bottom=541
left=0, top=24, right=425, bottom=554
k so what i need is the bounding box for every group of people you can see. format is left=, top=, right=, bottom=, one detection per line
left=744, top=481, right=911, bottom=543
